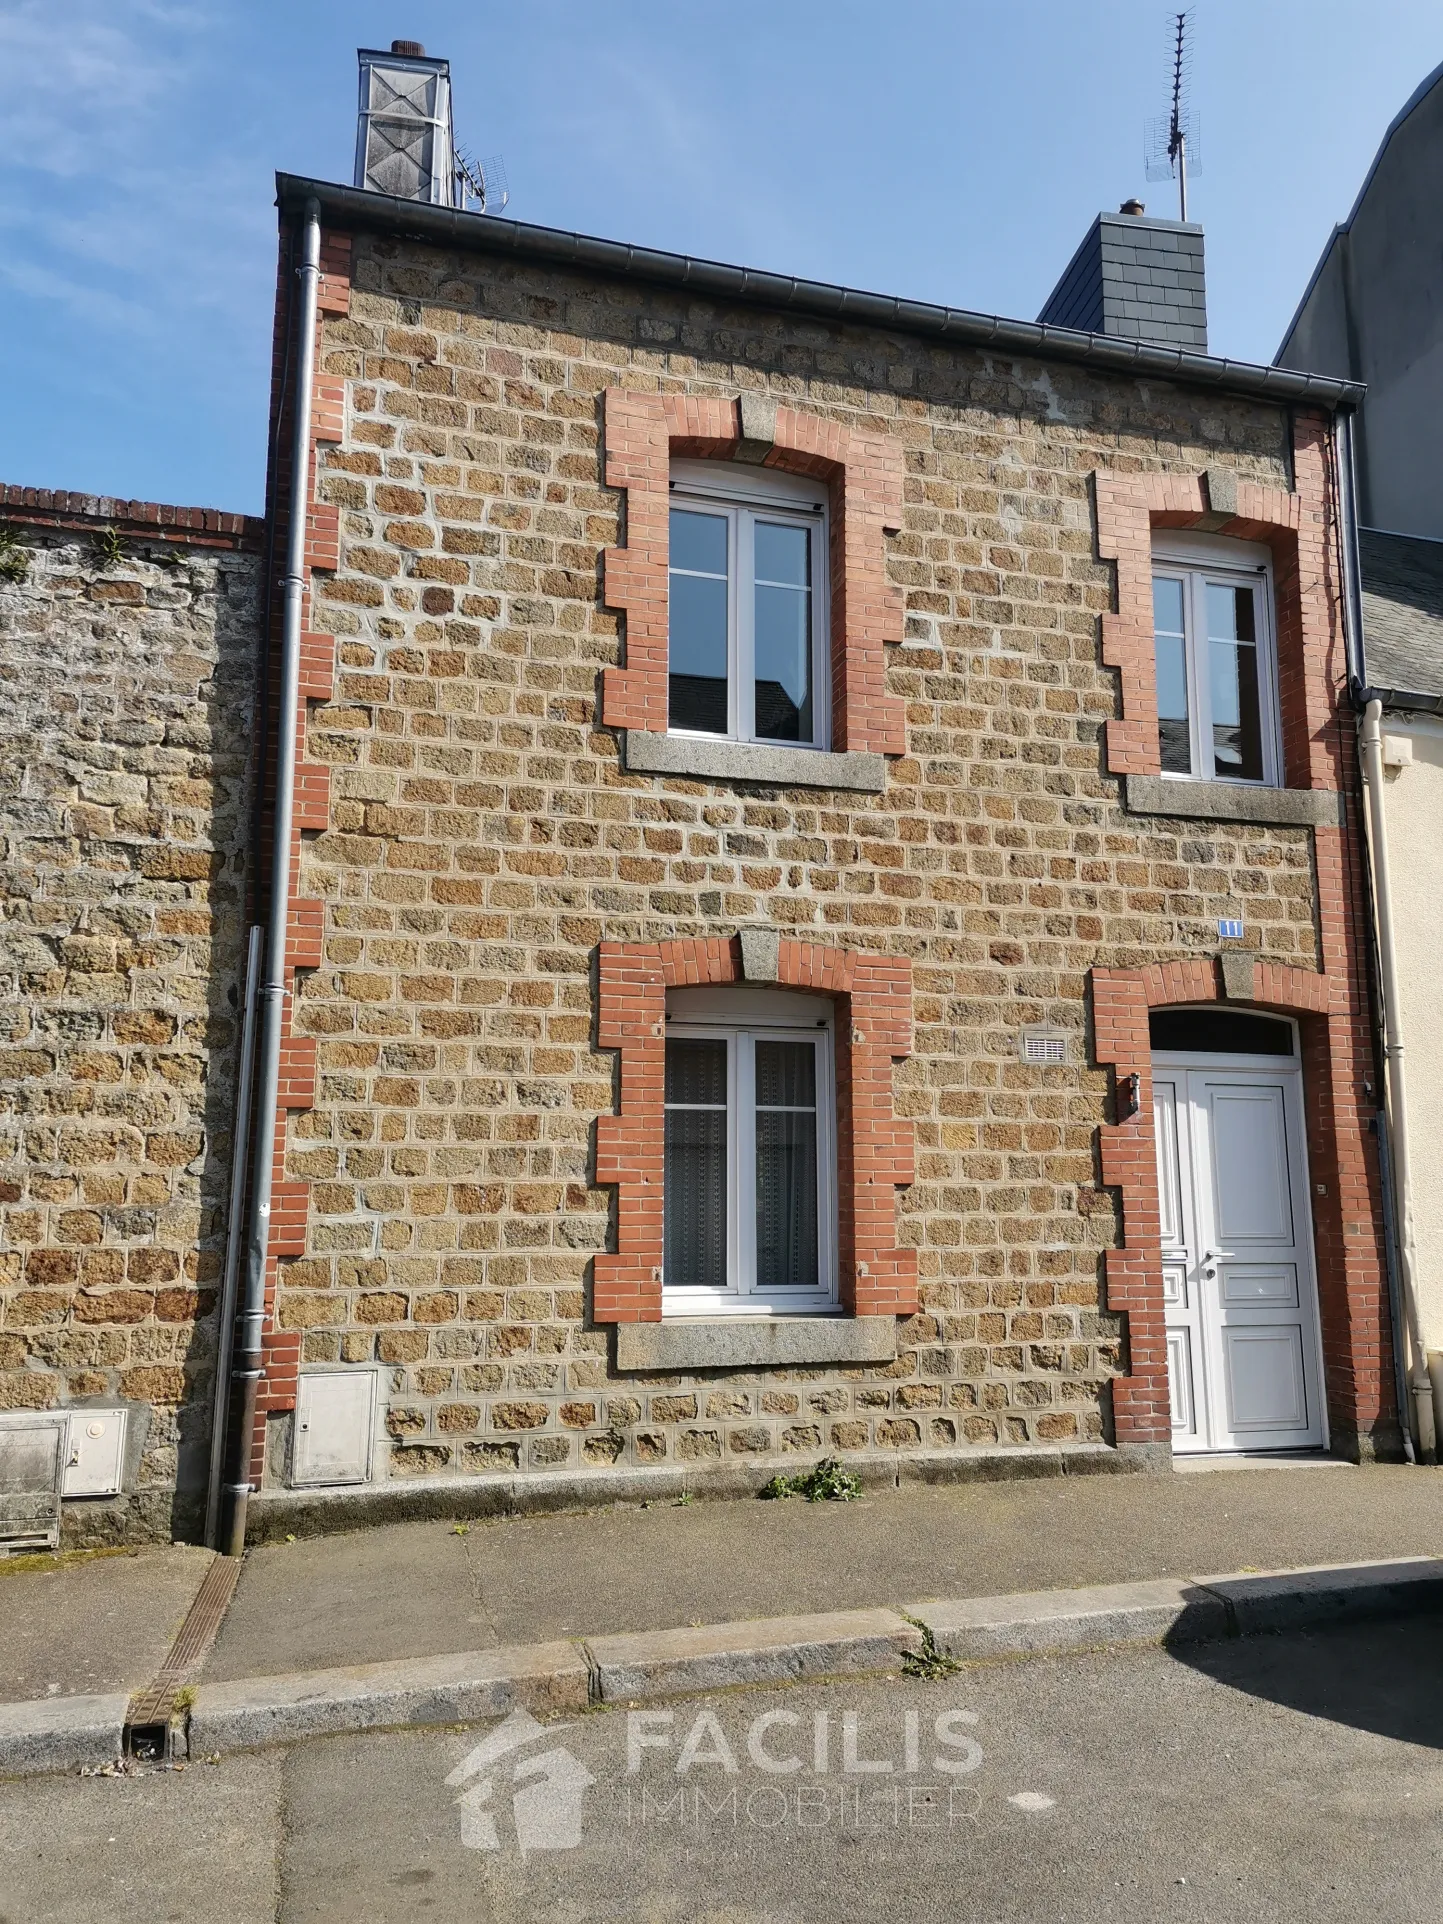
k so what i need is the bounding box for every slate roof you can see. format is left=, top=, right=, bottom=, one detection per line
left=1359, top=527, right=1443, bottom=705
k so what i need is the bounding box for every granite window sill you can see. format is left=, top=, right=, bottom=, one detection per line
left=622, top=730, right=886, bottom=792
left=614, top=1316, right=897, bottom=1372
left=1123, top=775, right=1344, bottom=828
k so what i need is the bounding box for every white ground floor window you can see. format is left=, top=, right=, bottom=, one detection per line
left=663, top=986, right=837, bottom=1315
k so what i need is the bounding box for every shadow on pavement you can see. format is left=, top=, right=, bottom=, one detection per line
left=1168, top=1614, right=1443, bottom=1751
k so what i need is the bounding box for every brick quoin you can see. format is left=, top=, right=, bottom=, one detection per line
left=1090, top=417, right=1390, bottom=1455
left=599, top=389, right=907, bottom=751
left=246, top=221, right=353, bottom=1478
left=595, top=936, right=916, bottom=1322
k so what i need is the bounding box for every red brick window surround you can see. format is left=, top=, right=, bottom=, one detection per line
left=595, top=938, right=916, bottom=1323
left=601, top=390, right=906, bottom=753
left=1095, top=421, right=1345, bottom=792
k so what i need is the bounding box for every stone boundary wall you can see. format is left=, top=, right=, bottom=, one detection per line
left=0, top=497, right=261, bottom=1539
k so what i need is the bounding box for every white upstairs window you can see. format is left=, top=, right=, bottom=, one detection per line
left=667, top=461, right=829, bottom=750
left=1151, top=533, right=1281, bottom=787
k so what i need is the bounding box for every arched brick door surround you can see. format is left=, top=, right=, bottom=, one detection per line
left=1092, top=958, right=1390, bottom=1453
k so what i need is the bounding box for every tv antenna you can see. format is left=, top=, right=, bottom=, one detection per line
left=454, top=144, right=509, bottom=215
left=1145, top=10, right=1201, bottom=221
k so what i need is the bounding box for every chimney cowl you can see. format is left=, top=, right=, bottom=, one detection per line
left=355, top=44, right=455, bottom=206
left=1119, top=198, right=1146, bottom=216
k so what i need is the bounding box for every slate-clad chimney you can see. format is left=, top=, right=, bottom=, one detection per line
left=1038, top=202, right=1207, bottom=352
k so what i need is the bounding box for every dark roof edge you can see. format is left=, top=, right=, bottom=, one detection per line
left=1275, top=58, right=1443, bottom=363
left=1361, top=685, right=1443, bottom=715
left=279, top=174, right=1365, bottom=412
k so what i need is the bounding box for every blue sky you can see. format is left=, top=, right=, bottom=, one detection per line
left=2, top=1, right=1438, bottom=513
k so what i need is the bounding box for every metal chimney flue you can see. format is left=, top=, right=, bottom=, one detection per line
left=354, top=43, right=455, bottom=205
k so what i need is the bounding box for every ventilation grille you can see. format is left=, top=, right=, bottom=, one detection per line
left=1018, top=1027, right=1071, bottom=1066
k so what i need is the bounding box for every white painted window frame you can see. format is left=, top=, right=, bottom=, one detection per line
left=668, top=458, right=831, bottom=752
left=1151, top=531, right=1282, bottom=789
left=662, top=986, right=838, bottom=1317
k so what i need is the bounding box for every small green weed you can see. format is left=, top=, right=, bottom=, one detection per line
left=673, top=1491, right=694, bottom=1507
left=449, top=1522, right=470, bottom=1536
left=0, top=524, right=30, bottom=584
left=901, top=1616, right=962, bottom=1680
left=95, top=525, right=127, bottom=569
left=759, top=1456, right=862, bottom=1503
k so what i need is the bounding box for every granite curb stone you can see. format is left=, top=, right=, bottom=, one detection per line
left=0, top=1693, right=128, bottom=1778
left=586, top=1607, right=921, bottom=1701
left=1195, top=1556, right=1443, bottom=1634
left=905, top=1578, right=1229, bottom=1659
left=186, top=1641, right=590, bottom=1754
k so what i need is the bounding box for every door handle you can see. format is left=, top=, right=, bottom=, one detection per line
left=1201, top=1248, right=1221, bottom=1275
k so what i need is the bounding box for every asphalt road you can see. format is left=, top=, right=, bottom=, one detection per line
left=4, top=1617, right=1441, bottom=1923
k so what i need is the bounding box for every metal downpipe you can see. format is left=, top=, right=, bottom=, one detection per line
left=223, top=198, right=323, bottom=1555
left=1359, top=698, right=1438, bottom=1462
left=204, top=923, right=262, bottom=1546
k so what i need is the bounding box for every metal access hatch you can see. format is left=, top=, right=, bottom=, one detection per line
left=0, top=1415, right=66, bottom=1553
left=292, top=1369, right=379, bottom=1487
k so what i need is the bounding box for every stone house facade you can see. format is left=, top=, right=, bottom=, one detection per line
left=0, top=171, right=1397, bottom=1543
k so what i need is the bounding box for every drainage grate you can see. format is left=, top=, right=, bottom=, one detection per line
left=124, top=1554, right=242, bottom=1756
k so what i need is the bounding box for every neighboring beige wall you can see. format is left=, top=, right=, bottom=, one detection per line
left=1379, top=717, right=1443, bottom=1353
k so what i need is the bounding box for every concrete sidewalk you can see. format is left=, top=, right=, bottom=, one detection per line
left=0, top=1543, right=215, bottom=1700
left=203, top=1460, right=1443, bottom=1682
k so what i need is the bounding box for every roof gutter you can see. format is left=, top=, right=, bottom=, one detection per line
left=276, top=174, right=1365, bottom=414
left=1355, top=685, right=1443, bottom=716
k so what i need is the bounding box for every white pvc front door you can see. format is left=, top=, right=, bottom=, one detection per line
left=1154, top=1055, right=1325, bottom=1453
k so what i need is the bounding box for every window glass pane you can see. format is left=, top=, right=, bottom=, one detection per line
left=669, top=509, right=729, bottom=735
left=755, top=1040, right=819, bottom=1292
left=755, top=521, right=810, bottom=587
left=753, top=522, right=812, bottom=743
left=666, top=1036, right=727, bottom=1106
left=1149, top=1009, right=1294, bottom=1056
left=756, top=1036, right=816, bottom=1108
left=664, top=1039, right=727, bottom=1289
left=1206, top=582, right=1264, bottom=781
left=1153, top=576, right=1190, bottom=776
left=1152, top=576, right=1185, bottom=635
left=670, top=508, right=728, bottom=577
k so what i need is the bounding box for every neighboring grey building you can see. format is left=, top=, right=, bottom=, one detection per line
left=1277, top=62, right=1443, bottom=538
